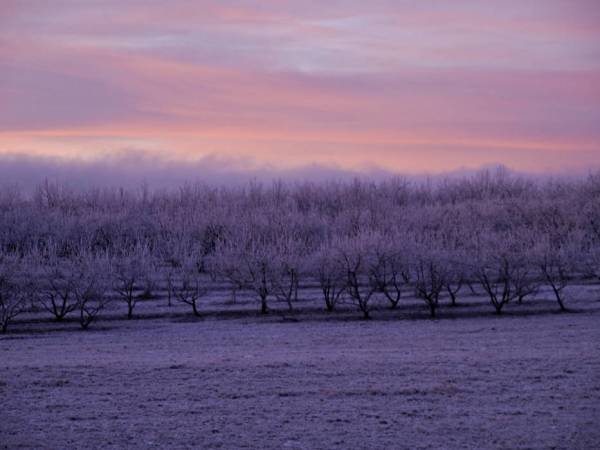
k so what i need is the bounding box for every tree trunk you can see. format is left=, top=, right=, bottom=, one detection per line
left=192, top=300, right=201, bottom=317
left=448, top=289, right=457, bottom=307
left=80, top=314, right=91, bottom=330
left=429, top=302, right=437, bottom=318
left=551, top=285, right=567, bottom=312
left=385, top=292, right=399, bottom=309
left=127, top=303, right=133, bottom=320
left=260, top=295, right=268, bottom=315
left=167, top=279, right=172, bottom=307
left=293, top=275, right=299, bottom=303
left=323, top=285, right=335, bottom=312
left=80, top=305, right=94, bottom=330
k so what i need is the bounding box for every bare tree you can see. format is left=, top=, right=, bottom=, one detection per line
left=442, top=250, right=466, bottom=307
left=585, top=241, right=600, bottom=284
left=368, top=241, right=409, bottom=310
left=36, top=257, right=80, bottom=321
left=270, top=237, right=303, bottom=312
left=245, top=256, right=271, bottom=315
left=112, top=248, right=152, bottom=319
left=224, top=230, right=275, bottom=315
left=405, top=234, right=448, bottom=318
left=211, top=236, right=248, bottom=305
left=140, top=260, right=158, bottom=300
left=157, top=234, right=188, bottom=307
left=337, top=238, right=377, bottom=319
left=512, top=264, right=539, bottom=305
left=471, top=233, right=525, bottom=314
left=474, top=258, right=517, bottom=314
left=315, top=247, right=346, bottom=312
left=173, top=259, right=206, bottom=317
left=0, top=257, right=29, bottom=333
left=73, top=255, right=112, bottom=330
left=444, top=277, right=464, bottom=307
left=413, top=258, right=446, bottom=318
left=165, top=264, right=176, bottom=307
left=536, top=235, right=579, bottom=311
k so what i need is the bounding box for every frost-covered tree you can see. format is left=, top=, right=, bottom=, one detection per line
left=337, top=236, right=377, bottom=319
left=367, top=234, right=410, bottom=309
left=0, top=256, right=29, bottom=333
left=242, top=246, right=274, bottom=315
left=585, top=241, right=600, bottom=284
left=535, top=235, right=579, bottom=312
left=216, top=224, right=275, bottom=314
left=173, top=258, right=206, bottom=317
left=0, top=170, right=598, bottom=325
left=411, top=238, right=447, bottom=318
left=313, top=245, right=346, bottom=312
left=72, top=255, right=112, bottom=330
left=112, top=246, right=153, bottom=319
left=36, top=256, right=80, bottom=321
left=270, top=236, right=304, bottom=312
left=470, top=231, right=531, bottom=314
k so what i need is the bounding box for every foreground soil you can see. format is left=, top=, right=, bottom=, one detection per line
left=2, top=295, right=600, bottom=449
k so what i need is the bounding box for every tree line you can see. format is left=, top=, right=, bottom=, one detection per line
left=1, top=169, right=599, bottom=331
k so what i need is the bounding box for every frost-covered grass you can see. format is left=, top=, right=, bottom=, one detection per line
left=2, top=289, right=599, bottom=449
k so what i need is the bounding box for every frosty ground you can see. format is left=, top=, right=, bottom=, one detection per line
left=2, top=288, right=600, bottom=450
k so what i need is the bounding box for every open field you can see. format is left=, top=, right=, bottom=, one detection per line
left=2, top=287, right=600, bottom=450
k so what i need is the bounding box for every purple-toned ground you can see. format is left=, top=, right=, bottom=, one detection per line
left=2, top=288, right=600, bottom=449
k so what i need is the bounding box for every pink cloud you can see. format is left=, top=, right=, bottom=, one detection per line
left=0, top=1, right=599, bottom=174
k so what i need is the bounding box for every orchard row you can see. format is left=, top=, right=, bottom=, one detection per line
left=1, top=169, right=599, bottom=331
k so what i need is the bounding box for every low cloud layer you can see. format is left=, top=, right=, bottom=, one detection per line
left=1, top=152, right=594, bottom=194
left=0, top=152, right=395, bottom=191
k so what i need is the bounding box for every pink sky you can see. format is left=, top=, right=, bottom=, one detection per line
left=1, top=0, right=599, bottom=174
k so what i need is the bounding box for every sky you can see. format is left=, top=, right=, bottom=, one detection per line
left=1, top=0, right=600, bottom=180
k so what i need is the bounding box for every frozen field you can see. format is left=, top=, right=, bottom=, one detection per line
left=2, top=288, right=600, bottom=450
